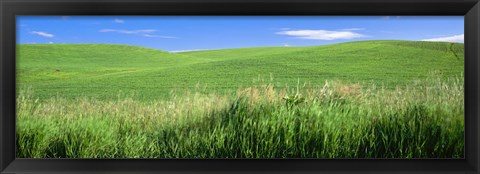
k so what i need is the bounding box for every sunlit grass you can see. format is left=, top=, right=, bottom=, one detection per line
left=16, top=76, right=464, bottom=158
left=16, top=40, right=464, bottom=100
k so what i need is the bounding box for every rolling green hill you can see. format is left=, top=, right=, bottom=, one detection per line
left=17, top=40, right=464, bottom=100
left=16, top=40, right=465, bottom=158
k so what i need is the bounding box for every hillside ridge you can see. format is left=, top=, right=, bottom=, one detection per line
left=17, top=40, right=464, bottom=100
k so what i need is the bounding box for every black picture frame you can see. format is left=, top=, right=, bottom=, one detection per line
left=1, top=0, right=479, bottom=173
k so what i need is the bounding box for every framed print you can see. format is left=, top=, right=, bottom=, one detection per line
left=1, top=0, right=479, bottom=173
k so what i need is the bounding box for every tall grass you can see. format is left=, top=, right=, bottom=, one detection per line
left=16, top=77, right=464, bottom=158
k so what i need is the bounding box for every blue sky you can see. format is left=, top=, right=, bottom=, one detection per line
left=17, top=16, right=464, bottom=52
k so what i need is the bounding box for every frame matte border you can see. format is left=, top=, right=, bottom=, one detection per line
left=1, top=0, right=479, bottom=173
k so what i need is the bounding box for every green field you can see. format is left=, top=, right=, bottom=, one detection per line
left=16, top=40, right=465, bottom=158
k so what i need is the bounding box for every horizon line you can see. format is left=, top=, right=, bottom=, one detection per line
left=16, top=39, right=464, bottom=53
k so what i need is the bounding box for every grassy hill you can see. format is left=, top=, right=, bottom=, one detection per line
left=17, top=40, right=464, bottom=100
left=16, top=40, right=465, bottom=158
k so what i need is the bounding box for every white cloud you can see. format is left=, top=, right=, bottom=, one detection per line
left=276, top=29, right=366, bottom=40
left=114, top=19, right=125, bottom=24
left=421, top=34, right=464, bottom=43
left=100, top=29, right=176, bottom=38
left=48, top=41, right=54, bottom=44
left=143, top=34, right=177, bottom=39
left=30, top=31, right=55, bottom=38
